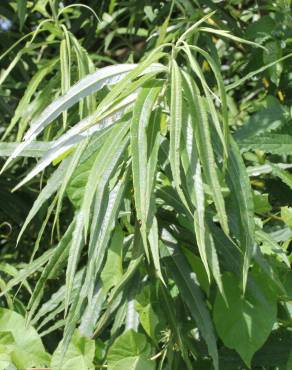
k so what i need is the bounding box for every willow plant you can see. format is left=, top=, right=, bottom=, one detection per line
left=0, top=8, right=290, bottom=370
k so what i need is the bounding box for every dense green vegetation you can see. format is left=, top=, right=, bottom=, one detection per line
left=0, top=1, right=291, bottom=369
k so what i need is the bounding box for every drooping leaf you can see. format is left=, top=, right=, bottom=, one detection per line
left=131, top=80, right=162, bottom=255
left=182, top=71, right=229, bottom=235
left=225, top=138, right=255, bottom=291
left=169, top=60, right=191, bottom=214
left=161, top=231, right=219, bottom=370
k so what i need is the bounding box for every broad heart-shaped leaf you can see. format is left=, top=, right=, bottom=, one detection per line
left=0, top=308, right=50, bottom=368
left=213, top=271, right=277, bottom=367
left=51, top=330, right=95, bottom=370
left=107, top=330, right=154, bottom=370
left=135, top=283, right=163, bottom=344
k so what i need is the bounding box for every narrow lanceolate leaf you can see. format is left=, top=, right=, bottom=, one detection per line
left=199, top=27, right=267, bottom=51
left=27, top=220, right=75, bottom=323
left=12, top=95, right=135, bottom=191
left=2, top=57, right=166, bottom=175
left=161, top=231, right=219, bottom=370
left=205, top=228, right=224, bottom=297
left=52, top=140, right=88, bottom=234
left=3, top=59, right=58, bottom=140
left=193, top=162, right=210, bottom=281
left=239, top=134, right=292, bottom=155
left=148, top=217, right=164, bottom=283
left=131, top=81, right=162, bottom=254
left=79, top=282, right=106, bottom=337
left=60, top=28, right=71, bottom=127
left=0, top=63, right=136, bottom=173
left=63, top=169, right=130, bottom=349
left=69, top=32, right=96, bottom=118
left=225, top=139, right=255, bottom=291
left=182, top=44, right=227, bottom=161
left=17, top=0, right=27, bottom=30
left=81, top=121, right=130, bottom=237
left=1, top=248, right=55, bottom=295
left=181, top=106, right=198, bottom=206
left=65, top=211, right=85, bottom=311
left=270, top=163, right=292, bottom=189
left=24, top=64, right=135, bottom=141
left=0, top=141, right=51, bottom=157
left=182, top=71, right=229, bottom=235
left=169, top=60, right=191, bottom=215
left=17, top=157, right=70, bottom=244
left=184, top=44, right=229, bottom=161
left=85, top=166, right=130, bottom=302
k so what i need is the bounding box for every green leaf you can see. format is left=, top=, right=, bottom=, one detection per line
left=193, top=161, right=210, bottom=280
left=182, top=44, right=228, bottom=159
left=2, top=248, right=55, bottom=295
left=213, top=271, right=277, bottom=367
left=51, top=330, right=95, bottom=370
left=0, top=141, right=51, bottom=157
left=1, top=63, right=137, bottom=173
left=17, top=156, right=70, bottom=243
left=67, top=123, right=115, bottom=208
left=131, top=81, right=162, bottom=254
left=225, top=139, right=255, bottom=290
left=263, top=40, right=283, bottom=85
left=245, top=16, right=276, bottom=42
left=235, top=96, right=287, bottom=141
left=107, top=330, right=154, bottom=370
left=182, top=71, right=229, bottom=234
left=26, top=220, right=75, bottom=323
left=0, top=308, right=50, bottom=368
left=169, top=60, right=191, bottom=214
left=63, top=169, right=130, bottom=351
left=65, top=211, right=85, bottom=310
left=253, top=192, right=272, bottom=214
left=81, top=119, right=129, bottom=236
left=161, top=234, right=219, bottom=370
left=11, top=96, right=133, bottom=191
left=101, top=225, right=124, bottom=291
left=3, top=59, right=58, bottom=140
left=17, top=0, right=27, bottom=30
left=281, top=206, right=292, bottom=229
left=182, top=247, right=210, bottom=296
left=200, top=27, right=267, bottom=51
left=135, top=284, right=162, bottom=343
left=270, top=163, right=292, bottom=190
left=240, top=134, right=292, bottom=155
left=60, top=28, right=71, bottom=127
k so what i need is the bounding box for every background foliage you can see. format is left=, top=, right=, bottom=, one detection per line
left=0, top=0, right=292, bottom=369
